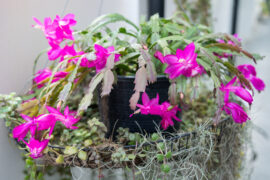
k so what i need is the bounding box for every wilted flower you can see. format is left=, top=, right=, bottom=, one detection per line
left=237, top=64, right=265, bottom=91
left=163, top=42, right=204, bottom=79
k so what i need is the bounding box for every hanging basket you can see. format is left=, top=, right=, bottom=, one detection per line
left=41, top=117, right=232, bottom=169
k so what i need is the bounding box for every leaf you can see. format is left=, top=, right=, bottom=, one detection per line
left=129, top=91, right=140, bottom=110
left=206, top=43, right=256, bottom=63
left=115, top=52, right=140, bottom=65
left=168, top=83, right=178, bottom=105
left=252, top=53, right=265, bottom=61
left=140, top=49, right=157, bottom=83
left=184, top=26, right=199, bottom=39
left=161, top=164, right=171, bottom=173
left=88, top=13, right=139, bottom=33
left=134, top=66, right=148, bottom=92
left=164, top=23, right=181, bottom=34
left=196, top=57, right=211, bottom=71
left=78, top=151, right=87, bottom=161
left=166, top=151, right=172, bottom=159
left=127, top=154, right=136, bottom=160
left=176, top=76, right=187, bottom=93
left=157, top=154, right=164, bottom=162
left=64, top=146, right=78, bottom=155
left=32, top=48, right=49, bottom=75
left=55, top=155, right=64, bottom=164
left=151, top=133, right=159, bottom=141
left=101, top=70, right=114, bottom=96
left=105, top=54, right=115, bottom=69
left=58, top=82, right=72, bottom=102
left=78, top=73, right=104, bottom=113
left=149, top=35, right=191, bottom=49
left=17, top=99, right=39, bottom=116
left=210, top=71, right=220, bottom=88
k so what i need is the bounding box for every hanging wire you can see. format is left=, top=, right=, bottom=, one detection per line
left=61, top=0, right=71, bottom=16
left=97, top=0, right=104, bottom=17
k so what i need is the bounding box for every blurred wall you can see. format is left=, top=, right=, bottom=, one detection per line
left=0, top=0, right=140, bottom=179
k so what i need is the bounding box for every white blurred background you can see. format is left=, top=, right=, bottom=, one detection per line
left=0, top=0, right=267, bottom=179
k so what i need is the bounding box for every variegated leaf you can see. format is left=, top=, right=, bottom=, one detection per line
left=101, top=70, right=114, bottom=96
left=129, top=91, right=140, bottom=110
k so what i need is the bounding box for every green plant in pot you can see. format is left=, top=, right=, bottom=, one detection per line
left=0, top=10, right=265, bottom=179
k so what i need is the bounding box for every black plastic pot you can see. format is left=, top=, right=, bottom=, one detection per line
left=99, top=76, right=180, bottom=138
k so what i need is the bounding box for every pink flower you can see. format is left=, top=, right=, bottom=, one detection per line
left=154, top=51, right=165, bottom=64
left=59, top=44, right=90, bottom=67
left=33, top=14, right=76, bottom=44
left=23, top=138, right=49, bottom=159
left=47, top=41, right=63, bottom=60
left=157, top=102, right=181, bottom=130
left=135, top=92, right=181, bottom=130
left=136, top=92, right=159, bottom=115
left=12, top=114, right=56, bottom=141
left=223, top=102, right=249, bottom=123
left=34, top=68, right=68, bottom=88
left=35, top=114, right=57, bottom=136
left=91, top=44, right=121, bottom=72
left=237, top=64, right=265, bottom=91
left=163, top=42, right=204, bottom=79
left=220, top=77, right=253, bottom=104
left=12, top=114, right=37, bottom=141
left=46, top=106, right=79, bottom=129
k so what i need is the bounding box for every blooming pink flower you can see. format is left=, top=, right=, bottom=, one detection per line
left=35, top=114, right=57, bottom=136
left=222, top=102, right=250, bottom=123
left=220, top=77, right=253, bottom=104
left=157, top=102, right=181, bottom=130
left=46, top=106, right=79, bottom=129
left=136, top=92, right=160, bottom=115
left=13, top=114, right=56, bottom=141
left=23, top=138, right=49, bottom=159
left=135, top=92, right=181, bottom=130
left=163, top=42, right=204, bottom=79
left=237, top=64, right=265, bottom=91
left=47, top=41, right=63, bottom=60
left=59, top=44, right=90, bottom=67
left=34, top=68, right=68, bottom=88
left=33, top=14, right=76, bottom=44
left=12, top=114, right=37, bottom=141
left=90, top=44, right=121, bottom=72
left=154, top=51, right=165, bottom=64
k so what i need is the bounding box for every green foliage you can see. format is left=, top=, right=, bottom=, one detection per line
left=0, top=93, right=22, bottom=127
left=116, top=127, right=143, bottom=145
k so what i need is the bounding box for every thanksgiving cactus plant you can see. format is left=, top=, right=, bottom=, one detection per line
left=0, top=11, right=265, bottom=162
